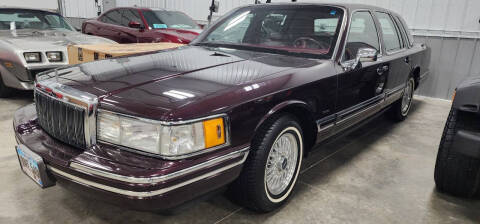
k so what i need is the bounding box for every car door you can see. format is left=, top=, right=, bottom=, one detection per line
left=373, top=12, right=411, bottom=95
left=117, top=9, right=145, bottom=43
left=336, top=11, right=388, bottom=120
left=96, top=9, right=123, bottom=43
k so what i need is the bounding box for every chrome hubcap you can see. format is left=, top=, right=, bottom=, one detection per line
left=265, top=132, right=298, bottom=196
left=401, top=79, right=414, bottom=116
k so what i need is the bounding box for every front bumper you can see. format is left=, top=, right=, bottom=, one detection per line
left=13, top=104, right=249, bottom=211
left=0, top=64, right=57, bottom=90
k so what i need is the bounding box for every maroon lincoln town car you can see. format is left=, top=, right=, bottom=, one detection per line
left=13, top=3, right=429, bottom=212
left=82, top=7, right=201, bottom=44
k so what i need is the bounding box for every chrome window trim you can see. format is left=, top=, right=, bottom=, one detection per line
left=339, top=9, right=384, bottom=63
left=48, top=148, right=249, bottom=198
left=330, top=6, right=348, bottom=61
left=69, top=147, right=249, bottom=184
left=96, top=109, right=231, bottom=160
left=374, top=11, right=407, bottom=56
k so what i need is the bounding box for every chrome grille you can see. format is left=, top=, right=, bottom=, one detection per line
left=35, top=91, right=86, bottom=148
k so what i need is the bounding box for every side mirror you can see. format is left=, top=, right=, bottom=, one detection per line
left=128, top=21, right=143, bottom=29
left=341, top=47, right=378, bottom=71
left=357, top=48, right=378, bottom=63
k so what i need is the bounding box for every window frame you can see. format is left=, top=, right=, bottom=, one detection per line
left=374, top=11, right=406, bottom=55
left=117, top=9, right=141, bottom=28
left=394, top=15, right=414, bottom=48
left=340, top=9, right=383, bottom=63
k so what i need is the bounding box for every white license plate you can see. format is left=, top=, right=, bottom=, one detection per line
left=16, top=146, right=43, bottom=186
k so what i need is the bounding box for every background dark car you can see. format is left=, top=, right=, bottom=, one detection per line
left=82, top=7, right=202, bottom=44
left=434, top=77, right=480, bottom=198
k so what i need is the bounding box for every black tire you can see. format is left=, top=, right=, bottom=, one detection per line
left=0, top=75, right=14, bottom=98
left=434, top=109, right=480, bottom=197
left=388, top=77, right=415, bottom=121
left=228, top=114, right=303, bottom=212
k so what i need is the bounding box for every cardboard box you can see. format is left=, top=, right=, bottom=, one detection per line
left=67, top=43, right=184, bottom=64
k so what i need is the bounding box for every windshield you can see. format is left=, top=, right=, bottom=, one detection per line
left=194, top=5, right=344, bottom=58
left=0, top=9, right=74, bottom=31
left=143, top=10, right=199, bottom=30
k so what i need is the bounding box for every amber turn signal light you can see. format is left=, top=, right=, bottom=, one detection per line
left=203, top=118, right=225, bottom=148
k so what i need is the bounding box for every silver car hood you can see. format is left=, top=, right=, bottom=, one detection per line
left=0, top=29, right=115, bottom=50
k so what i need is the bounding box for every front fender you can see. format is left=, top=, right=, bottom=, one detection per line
left=452, top=78, right=480, bottom=114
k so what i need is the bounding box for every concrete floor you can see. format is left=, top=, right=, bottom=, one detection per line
left=1, top=93, right=480, bottom=224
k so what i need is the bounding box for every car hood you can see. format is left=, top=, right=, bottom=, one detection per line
left=39, top=45, right=322, bottom=120
left=0, top=29, right=115, bottom=50
left=154, top=28, right=200, bottom=42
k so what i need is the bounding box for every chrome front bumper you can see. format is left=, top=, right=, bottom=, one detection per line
left=48, top=147, right=249, bottom=198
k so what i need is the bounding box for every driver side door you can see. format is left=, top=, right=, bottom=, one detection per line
left=335, top=11, right=389, bottom=127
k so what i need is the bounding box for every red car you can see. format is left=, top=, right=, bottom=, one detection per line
left=82, top=7, right=202, bottom=44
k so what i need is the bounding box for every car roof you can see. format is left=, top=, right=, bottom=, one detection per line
left=0, top=6, right=59, bottom=13
left=245, top=2, right=391, bottom=13
left=109, top=7, right=167, bottom=11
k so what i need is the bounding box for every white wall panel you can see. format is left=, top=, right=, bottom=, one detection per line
left=1, top=0, right=58, bottom=10
left=62, top=0, right=98, bottom=18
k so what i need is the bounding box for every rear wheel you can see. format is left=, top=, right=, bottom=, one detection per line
left=0, top=75, right=13, bottom=98
left=434, top=109, right=480, bottom=197
left=229, top=114, right=303, bottom=212
left=388, top=77, right=415, bottom=121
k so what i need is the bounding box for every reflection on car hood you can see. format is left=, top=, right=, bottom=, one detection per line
left=0, top=29, right=115, bottom=50
left=154, top=28, right=200, bottom=42
left=39, top=46, right=323, bottom=120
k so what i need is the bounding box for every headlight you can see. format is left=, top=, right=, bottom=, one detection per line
left=46, top=52, right=62, bottom=62
left=97, top=111, right=227, bottom=157
left=24, top=52, right=41, bottom=63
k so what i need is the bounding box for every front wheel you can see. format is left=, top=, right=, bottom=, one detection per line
left=229, top=114, right=303, bottom=212
left=388, top=77, right=415, bottom=121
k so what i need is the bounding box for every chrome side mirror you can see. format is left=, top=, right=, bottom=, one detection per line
left=341, top=48, right=378, bottom=71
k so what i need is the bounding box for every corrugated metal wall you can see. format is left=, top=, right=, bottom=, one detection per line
left=60, top=0, right=480, bottom=99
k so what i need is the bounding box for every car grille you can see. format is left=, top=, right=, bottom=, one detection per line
left=35, top=91, right=86, bottom=148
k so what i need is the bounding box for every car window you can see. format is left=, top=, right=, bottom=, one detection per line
left=314, top=18, right=339, bottom=33
left=392, top=16, right=408, bottom=48
left=143, top=10, right=199, bottom=30
left=206, top=11, right=254, bottom=44
left=101, top=10, right=122, bottom=25
left=0, top=9, right=73, bottom=31
left=120, top=9, right=142, bottom=27
left=343, top=11, right=380, bottom=61
left=396, top=16, right=414, bottom=47
left=375, top=12, right=402, bottom=52
left=199, top=6, right=344, bottom=58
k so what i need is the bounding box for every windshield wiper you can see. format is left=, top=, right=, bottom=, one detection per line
left=195, top=41, right=323, bottom=58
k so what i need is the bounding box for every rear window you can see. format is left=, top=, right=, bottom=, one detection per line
left=375, top=12, right=402, bottom=52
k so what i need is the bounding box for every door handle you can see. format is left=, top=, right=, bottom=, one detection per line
left=377, top=65, right=389, bottom=75
left=405, top=57, right=410, bottom=64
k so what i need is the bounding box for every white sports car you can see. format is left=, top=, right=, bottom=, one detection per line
left=0, top=7, right=115, bottom=97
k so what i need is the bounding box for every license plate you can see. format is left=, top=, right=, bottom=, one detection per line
left=16, top=145, right=54, bottom=188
